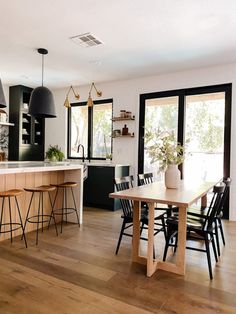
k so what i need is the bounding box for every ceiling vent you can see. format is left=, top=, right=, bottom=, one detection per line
left=70, top=33, right=103, bottom=47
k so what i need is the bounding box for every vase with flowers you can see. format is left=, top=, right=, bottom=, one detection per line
left=145, top=129, right=187, bottom=189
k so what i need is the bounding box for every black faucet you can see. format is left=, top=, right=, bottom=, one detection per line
left=77, top=144, right=85, bottom=163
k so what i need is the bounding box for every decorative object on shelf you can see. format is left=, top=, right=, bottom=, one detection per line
left=0, top=151, right=6, bottom=161
left=120, top=110, right=126, bottom=118
left=29, top=48, right=56, bottom=118
left=112, top=129, right=121, bottom=137
left=145, top=129, right=186, bottom=189
left=0, top=79, right=6, bottom=108
left=0, top=109, right=7, bottom=123
left=45, top=145, right=64, bottom=162
left=112, top=115, right=135, bottom=121
left=63, top=86, right=80, bottom=108
left=122, top=124, right=129, bottom=135
left=87, top=82, right=102, bottom=107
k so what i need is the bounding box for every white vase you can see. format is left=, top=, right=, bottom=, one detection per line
left=165, top=164, right=181, bottom=189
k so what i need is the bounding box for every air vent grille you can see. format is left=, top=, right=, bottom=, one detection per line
left=70, top=33, right=103, bottom=47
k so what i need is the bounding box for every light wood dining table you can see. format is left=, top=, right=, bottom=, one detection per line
left=109, top=180, right=217, bottom=277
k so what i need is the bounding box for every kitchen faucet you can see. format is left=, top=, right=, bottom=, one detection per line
left=77, top=144, right=85, bottom=163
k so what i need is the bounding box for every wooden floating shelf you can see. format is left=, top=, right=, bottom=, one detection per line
left=112, top=117, right=135, bottom=122
left=112, top=134, right=135, bottom=138
left=0, top=122, right=15, bottom=126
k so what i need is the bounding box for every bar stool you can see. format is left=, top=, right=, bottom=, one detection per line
left=23, top=185, right=58, bottom=245
left=49, top=182, right=80, bottom=233
left=0, top=189, right=27, bottom=247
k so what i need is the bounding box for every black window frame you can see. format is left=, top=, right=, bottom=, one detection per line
left=138, top=83, right=232, bottom=218
left=67, top=98, right=113, bottom=161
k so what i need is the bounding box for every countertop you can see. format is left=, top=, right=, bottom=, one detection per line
left=0, top=161, right=84, bottom=174
left=0, top=161, right=130, bottom=174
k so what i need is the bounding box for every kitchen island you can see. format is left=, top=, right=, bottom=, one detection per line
left=0, top=161, right=84, bottom=241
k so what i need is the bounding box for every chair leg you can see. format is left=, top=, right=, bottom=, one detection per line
left=140, top=222, right=145, bottom=236
left=174, top=235, right=178, bottom=253
left=214, top=223, right=220, bottom=256
left=218, top=218, right=226, bottom=246
left=211, top=234, right=218, bottom=263
left=204, top=234, right=213, bottom=280
left=163, top=230, right=172, bottom=261
left=161, top=217, right=167, bottom=240
left=115, top=220, right=126, bottom=255
left=15, top=196, right=27, bottom=248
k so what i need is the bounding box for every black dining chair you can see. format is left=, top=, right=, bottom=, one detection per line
left=187, top=177, right=231, bottom=256
left=163, top=184, right=225, bottom=279
left=114, top=175, right=166, bottom=255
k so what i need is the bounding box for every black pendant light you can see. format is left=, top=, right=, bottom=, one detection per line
left=0, top=79, right=6, bottom=108
left=29, top=48, right=56, bottom=118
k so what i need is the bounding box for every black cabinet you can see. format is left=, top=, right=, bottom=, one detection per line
left=8, top=85, right=45, bottom=161
left=83, top=165, right=129, bottom=210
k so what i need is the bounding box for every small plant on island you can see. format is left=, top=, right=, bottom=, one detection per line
left=45, top=145, right=64, bottom=162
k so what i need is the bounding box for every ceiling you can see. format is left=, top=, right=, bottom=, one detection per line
left=1, top=0, right=236, bottom=88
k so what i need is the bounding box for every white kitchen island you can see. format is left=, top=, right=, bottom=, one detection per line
left=0, top=161, right=84, bottom=241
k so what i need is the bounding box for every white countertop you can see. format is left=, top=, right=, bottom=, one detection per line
left=0, top=161, right=130, bottom=174
left=0, top=161, right=84, bottom=174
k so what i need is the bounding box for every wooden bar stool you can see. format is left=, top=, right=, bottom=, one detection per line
left=49, top=182, right=80, bottom=233
left=23, top=185, right=58, bottom=245
left=0, top=189, right=27, bottom=247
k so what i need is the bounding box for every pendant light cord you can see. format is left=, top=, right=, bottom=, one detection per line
left=42, top=53, right=44, bottom=87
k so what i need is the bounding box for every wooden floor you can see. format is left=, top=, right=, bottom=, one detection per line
left=0, top=207, right=236, bottom=314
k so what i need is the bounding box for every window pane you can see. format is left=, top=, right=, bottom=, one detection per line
left=92, top=102, right=112, bottom=158
left=70, top=106, right=88, bottom=157
left=144, top=96, right=179, bottom=177
left=184, top=92, right=225, bottom=182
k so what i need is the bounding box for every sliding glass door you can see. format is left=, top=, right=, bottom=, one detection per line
left=144, top=96, right=178, bottom=179
left=138, top=84, right=231, bottom=217
left=184, top=92, right=225, bottom=182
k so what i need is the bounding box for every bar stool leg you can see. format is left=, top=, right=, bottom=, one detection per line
left=8, top=197, right=13, bottom=243
left=48, top=188, right=59, bottom=229
left=22, top=192, right=34, bottom=238
left=48, top=192, right=58, bottom=236
left=36, top=192, right=41, bottom=245
left=15, top=196, right=27, bottom=248
left=0, top=197, right=5, bottom=234
left=61, top=188, right=65, bottom=233
left=65, top=187, right=68, bottom=224
left=41, top=192, right=44, bottom=233
left=71, top=187, right=80, bottom=226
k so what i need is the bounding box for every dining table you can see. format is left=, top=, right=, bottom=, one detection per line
left=109, top=180, right=218, bottom=277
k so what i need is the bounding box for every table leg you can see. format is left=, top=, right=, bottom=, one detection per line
left=147, top=202, right=158, bottom=277
left=201, top=194, right=207, bottom=207
left=176, top=205, right=187, bottom=275
left=132, top=200, right=141, bottom=262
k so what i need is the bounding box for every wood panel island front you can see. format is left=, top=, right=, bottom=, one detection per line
left=0, top=161, right=84, bottom=242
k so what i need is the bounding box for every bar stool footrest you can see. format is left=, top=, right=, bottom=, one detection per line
left=54, top=208, right=78, bottom=215
left=27, top=214, right=53, bottom=224
left=0, top=223, right=24, bottom=234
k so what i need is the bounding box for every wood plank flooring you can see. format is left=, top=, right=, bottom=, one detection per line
left=0, top=207, right=235, bottom=314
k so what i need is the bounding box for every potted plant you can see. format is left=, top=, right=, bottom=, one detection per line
left=45, top=145, right=64, bottom=162
left=145, top=129, right=186, bottom=188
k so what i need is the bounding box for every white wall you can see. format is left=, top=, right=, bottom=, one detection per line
left=45, top=63, right=236, bottom=220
